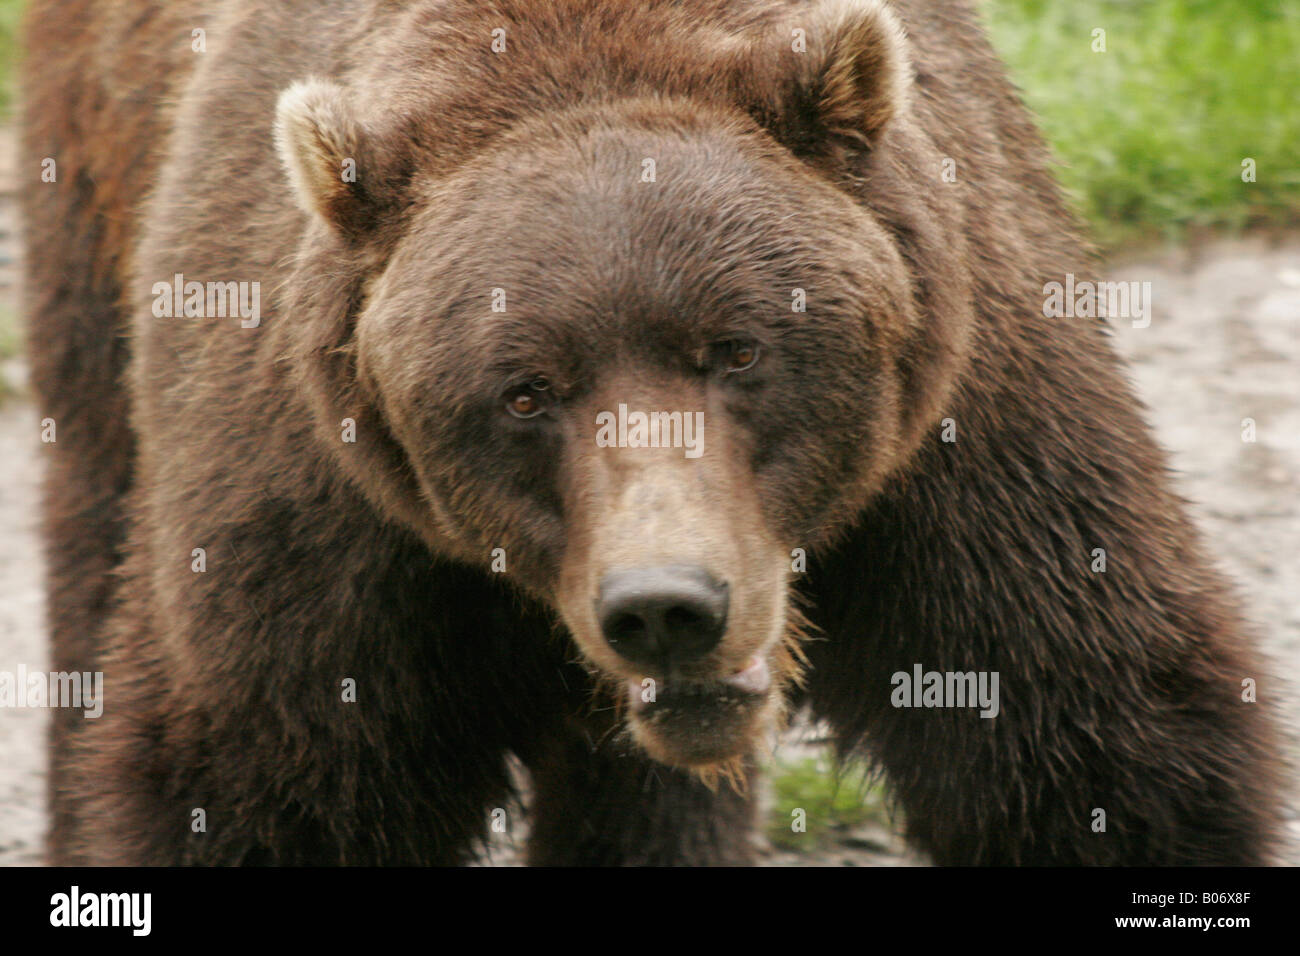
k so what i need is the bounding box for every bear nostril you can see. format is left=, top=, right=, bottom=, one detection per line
left=596, top=566, right=729, bottom=669
left=606, top=612, right=648, bottom=645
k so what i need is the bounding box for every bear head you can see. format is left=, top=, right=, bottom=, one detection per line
left=274, top=0, right=973, bottom=772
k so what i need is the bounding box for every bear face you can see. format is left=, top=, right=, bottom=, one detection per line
left=274, top=1, right=973, bottom=769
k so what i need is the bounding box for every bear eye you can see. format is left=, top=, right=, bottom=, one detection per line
left=711, top=338, right=761, bottom=374
left=504, top=378, right=552, bottom=419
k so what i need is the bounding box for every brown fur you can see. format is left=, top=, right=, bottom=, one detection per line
left=22, top=0, right=1283, bottom=865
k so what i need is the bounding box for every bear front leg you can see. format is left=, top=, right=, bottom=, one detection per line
left=62, top=515, right=527, bottom=866
left=802, top=589, right=1284, bottom=865
left=522, top=726, right=760, bottom=866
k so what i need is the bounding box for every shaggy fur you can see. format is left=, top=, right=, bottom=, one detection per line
left=22, top=0, right=1282, bottom=865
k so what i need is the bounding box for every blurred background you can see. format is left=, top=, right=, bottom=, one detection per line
left=0, top=0, right=1296, bottom=865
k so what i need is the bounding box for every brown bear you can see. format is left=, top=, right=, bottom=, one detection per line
left=22, top=0, right=1283, bottom=865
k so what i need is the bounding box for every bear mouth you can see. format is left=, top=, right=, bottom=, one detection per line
left=624, top=656, right=775, bottom=767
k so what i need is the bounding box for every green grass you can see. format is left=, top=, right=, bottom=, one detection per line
left=0, top=1, right=23, bottom=399
left=0, top=305, right=20, bottom=399
left=765, top=754, right=892, bottom=853
left=982, top=0, right=1300, bottom=248
left=0, top=0, right=20, bottom=119
left=0, top=304, right=18, bottom=357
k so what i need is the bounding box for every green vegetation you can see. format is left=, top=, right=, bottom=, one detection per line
left=0, top=305, right=19, bottom=399
left=0, top=304, right=17, bottom=356
left=0, top=0, right=20, bottom=118
left=765, top=753, right=892, bottom=853
left=982, top=0, right=1300, bottom=247
left=0, top=1, right=23, bottom=398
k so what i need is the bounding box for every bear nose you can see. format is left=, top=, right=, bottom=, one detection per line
left=597, top=566, right=729, bottom=669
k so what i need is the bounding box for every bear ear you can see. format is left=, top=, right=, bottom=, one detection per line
left=275, top=79, right=382, bottom=237
left=738, top=0, right=911, bottom=156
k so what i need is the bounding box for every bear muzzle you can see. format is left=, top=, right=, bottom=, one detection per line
left=623, top=653, right=777, bottom=768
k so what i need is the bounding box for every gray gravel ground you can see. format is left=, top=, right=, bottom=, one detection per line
left=0, top=124, right=1296, bottom=867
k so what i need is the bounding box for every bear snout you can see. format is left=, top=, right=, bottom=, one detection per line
left=596, top=565, right=729, bottom=670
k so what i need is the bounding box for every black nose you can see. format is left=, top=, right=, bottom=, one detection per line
left=597, top=566, right=729, bottom=669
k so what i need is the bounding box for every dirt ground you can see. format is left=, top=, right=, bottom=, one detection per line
left=0, top=117, right=1296, bottom=864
